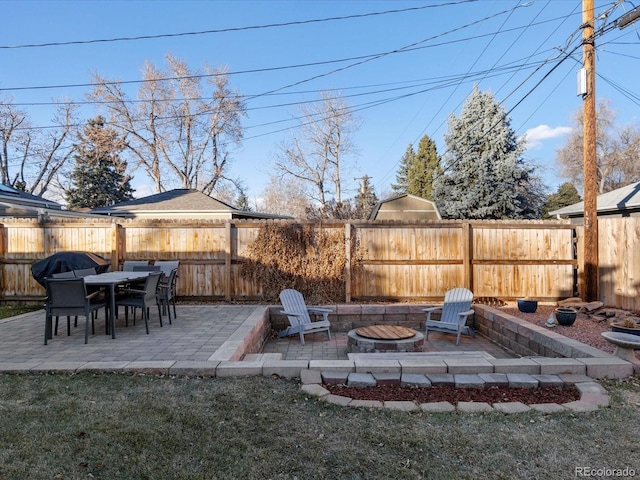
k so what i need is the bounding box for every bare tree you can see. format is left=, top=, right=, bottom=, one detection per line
left=259, top=175, right=310, bottom=218
left=89, top=54, right=246, bottom=194
left=556, top=99, right=640, bottom=194
left=274, top=92, right=360, bottom=209
left=0, top=95, right=77, bottom=196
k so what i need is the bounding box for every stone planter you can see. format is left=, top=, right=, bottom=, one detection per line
left=555, top=307, right=577, bottom=326
left=517, top=299, right=538, bottom=313
left=610, top=322, right=640, bottom=336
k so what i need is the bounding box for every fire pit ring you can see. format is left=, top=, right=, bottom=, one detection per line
left=348, top=325, right=424, bottom=353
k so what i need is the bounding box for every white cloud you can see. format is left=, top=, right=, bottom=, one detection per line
left=522, top=124, right=572, bottom=149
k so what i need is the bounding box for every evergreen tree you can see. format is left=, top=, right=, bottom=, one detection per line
left=235, top=189, right=252, bottom=212
left=542, top=182, right=582, bottom=218
left=66, top=116, right=134, bottom=209
left=392, top=144, right=415, bottom=193
left=354, top=175, right=379, bottom=219
left=433, top=86, right=541, bottom=219
left=407, top=134, right=442, bottom=200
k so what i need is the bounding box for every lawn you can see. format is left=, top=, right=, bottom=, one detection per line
left=0, top=304, right=41, bottom=319
left=1, top=373, right=640, bottom=479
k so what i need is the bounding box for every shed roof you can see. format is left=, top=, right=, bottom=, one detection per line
left=369, top=193, right=441, bottom=221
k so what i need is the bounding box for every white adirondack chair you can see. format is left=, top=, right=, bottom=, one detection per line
left=423, top=288, right=475, bottom=345
left=278, top=289, right=332, bottom=345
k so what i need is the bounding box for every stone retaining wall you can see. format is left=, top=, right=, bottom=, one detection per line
left=269, top=303, right=613, bottom=360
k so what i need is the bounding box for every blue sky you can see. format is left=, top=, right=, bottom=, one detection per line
left=3, top=0, right=639, bottom=204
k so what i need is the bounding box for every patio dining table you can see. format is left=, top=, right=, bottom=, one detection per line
left=84, top=271, right=150, bottom=339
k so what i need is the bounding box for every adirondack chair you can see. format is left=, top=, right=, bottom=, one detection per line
left=278, top=289, right=332, bottom=345
left=423, top=288, right=475, bottom=345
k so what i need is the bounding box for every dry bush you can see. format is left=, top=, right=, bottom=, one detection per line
left=240, top=223, right=348, bottom=303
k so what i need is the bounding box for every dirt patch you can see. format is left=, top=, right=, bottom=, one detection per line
left=325, top=384, right=581, bottom=404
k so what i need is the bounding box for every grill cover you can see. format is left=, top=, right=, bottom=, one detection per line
left=31, top=252, right=111, bottom=286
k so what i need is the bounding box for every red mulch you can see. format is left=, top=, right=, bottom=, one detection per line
left=325, top=384, right=581, bottom=404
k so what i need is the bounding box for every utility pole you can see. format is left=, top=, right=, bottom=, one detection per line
left=582, top=0, right=598, bottom=302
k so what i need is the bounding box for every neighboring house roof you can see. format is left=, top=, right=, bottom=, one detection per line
left=369, top=193, right=442, bottom=221
left=0, top=184, right=63, bottom=211
left=549, top=181, right=640, bottom=218
left=0, top=184, right=98, bottom=220
left=89, top=189, right=291, bottom=220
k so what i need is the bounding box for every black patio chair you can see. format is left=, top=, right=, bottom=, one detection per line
left=44, top=278, right=106, bottom=345
left=157, top=268, right=178, bottom=324
left=115, top=272, right=163, bottom=334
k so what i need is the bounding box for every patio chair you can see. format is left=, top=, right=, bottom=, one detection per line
left=115, top=272, right=163, bottom=334
left=44, top=278, right=106, bottom=345
left=423, top=287, right=475, bottom=346
left=123, top=260, right=149, bottom=272
left=73, top=267, right=97, bottom=277
left=157, top=268, right=178, bottom=324
left=278, top=289, right=332, bottom=346
left=153, top=260, right=180, bottom=278
left=50, top=271, right=79, bottom=330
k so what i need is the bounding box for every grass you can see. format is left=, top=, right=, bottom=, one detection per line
left=0, top=304, right=41, bottom=319
left=1, top=373, right=640, bottom=479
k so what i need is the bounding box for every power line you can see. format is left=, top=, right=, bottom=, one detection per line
left=0, top=1, right=477, bottom=49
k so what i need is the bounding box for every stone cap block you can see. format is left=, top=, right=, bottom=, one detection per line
left=426, top=373, right=455, bottom=386
left=216, top=361, right=262, bottom=377
left=309, top=360, right=355, bottom=373
left=401, top=373, right=431, bottom=388
left=373, top=372, right=401, bottom=386
left=322, top=371, right=349, bottom=385
left=507, top=373, right=539, bottom=389
left=531, top=357, right=586, bottom=375
left=444, top=358, right=494, bottom=374
left=347, top=372, right=377, bottom=388
left=477, top=373, right=509, bottom=387
left=355, top=359, right=401, bottom=374
left=262, top=360, right=309, bottom=378
left=489, top=358, right=539, bottom=375
left=300, top=369, right=322, bottom=385
left=532, top=374, right=564, bottom=388
left=493, top=402, right=531, bottom=414
left=454, top=374, right=485, bottom=388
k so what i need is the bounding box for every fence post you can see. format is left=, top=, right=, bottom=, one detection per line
left=225, top=222, right=232, bottom=301
left=344, top=223, right=352, bottom=303
left=0, top=223, right=4, bottom=298
left=463, top=221, right=473, bottom=291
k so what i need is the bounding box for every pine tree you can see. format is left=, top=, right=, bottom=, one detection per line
left=235, top=189, right=252, bottom=212
left=66, top=116, right=134, bottom=209
left=354, top=175, right=379, bottom=219
left=407, top=134, right=441, bottom=200
left=542, top=182, right=582, bottom=218
left=392, top=144, right=415, bottom=193
left=433, top=86, right=541, bottom=219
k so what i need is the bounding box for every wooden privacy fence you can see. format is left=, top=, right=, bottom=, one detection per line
left=0, top=217, right=585, bottom=304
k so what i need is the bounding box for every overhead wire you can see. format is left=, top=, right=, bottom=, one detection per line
left=0, top=1, right=477, bottom=49
left=3, top=1, right=636, bottom=192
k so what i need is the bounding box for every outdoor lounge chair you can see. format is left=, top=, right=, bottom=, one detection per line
left=278, top=289, right=332, bottom=346
left=423, top=287, right=475, bottom=346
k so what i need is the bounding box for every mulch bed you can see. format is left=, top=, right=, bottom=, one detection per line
left=325, top=384, right=581, bottom=404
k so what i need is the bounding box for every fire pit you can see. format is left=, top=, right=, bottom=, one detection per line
left=347, top=325, right=424, bottom=353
